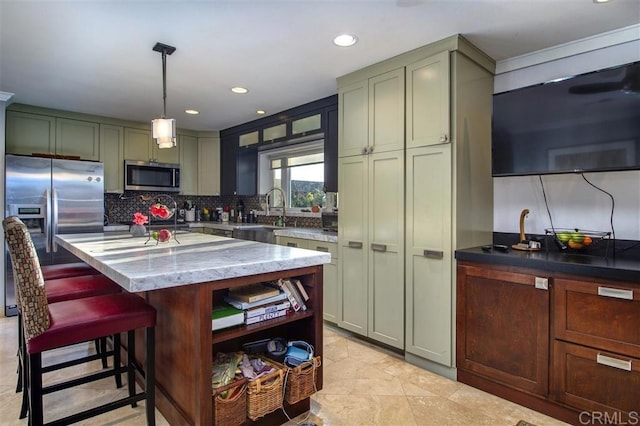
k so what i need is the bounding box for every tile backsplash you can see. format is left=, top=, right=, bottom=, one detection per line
left=104, top=192, right=322, bottom=228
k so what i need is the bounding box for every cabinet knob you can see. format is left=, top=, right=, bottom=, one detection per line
left=368, top=146, right=374, bottom=154
left=440, top=134, right=448, bottom=143
left=362, top=147, right=368, bottom=155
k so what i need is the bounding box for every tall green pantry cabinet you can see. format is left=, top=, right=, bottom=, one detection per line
left=337, top=34, right=494, bottom=378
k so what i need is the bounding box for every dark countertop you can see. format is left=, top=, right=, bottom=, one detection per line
left=455, top=244, right=640, bottom=283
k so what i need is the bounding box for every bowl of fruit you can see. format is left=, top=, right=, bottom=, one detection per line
left=150, top=228, right=172, bottom=243
left=549, top=228, right=610, bottom=251
left=149, top=203, right=174, bottom=220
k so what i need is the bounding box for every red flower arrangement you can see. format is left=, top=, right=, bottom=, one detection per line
left=132, top=212, right=149, bottom=226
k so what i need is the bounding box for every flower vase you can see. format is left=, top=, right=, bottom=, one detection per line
left=130, top=224, right=146, bottom=237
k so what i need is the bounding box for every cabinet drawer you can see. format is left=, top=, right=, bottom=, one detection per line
left=554, top=278, right=640, bottom=358
left=308, top=241, right=337, bottom=259
left=551, top=340, right=640, bottom=418
left=278, top=236, right=308, bottom=249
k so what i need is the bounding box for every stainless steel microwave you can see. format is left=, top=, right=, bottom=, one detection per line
left=124, top=160, right=180, bottom=192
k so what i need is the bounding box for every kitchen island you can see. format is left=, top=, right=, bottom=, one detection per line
left=55, top=232, right=331, bottom=425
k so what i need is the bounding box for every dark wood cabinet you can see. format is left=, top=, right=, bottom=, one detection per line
left=551, top=277, right=640, bottom=421
left=220, top=133, right=238, bottom=195
left=456, top=260, right=640, bottom=425
left=220, top=95, right=337, bottom=196
left=237, top=145, right=257, bottom=196
left=456, top=263, right=550, bottom=396
left=323, top=106, right=338, bottom=192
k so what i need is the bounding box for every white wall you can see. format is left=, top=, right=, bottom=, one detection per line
left=493, top=25, right=640, bottom=239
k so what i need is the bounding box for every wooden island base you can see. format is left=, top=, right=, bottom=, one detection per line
left=142, top=265, right=324, bottom=425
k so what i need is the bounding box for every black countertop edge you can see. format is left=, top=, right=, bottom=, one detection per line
left=455, top=246, right=640, bottom=283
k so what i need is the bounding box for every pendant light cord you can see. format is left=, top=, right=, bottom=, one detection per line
left=161, top=49, right=168, bottom=119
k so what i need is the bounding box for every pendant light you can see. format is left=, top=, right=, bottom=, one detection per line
left=152, top=42, right=177, bottom=149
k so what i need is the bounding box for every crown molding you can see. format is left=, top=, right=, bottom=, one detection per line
left=496, top=24, right=640, bottom=75
left=0, top=91, right=15, bottom=102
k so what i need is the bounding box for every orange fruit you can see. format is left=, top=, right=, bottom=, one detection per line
left=582, top=236, right=592, bottom=246
left=568, top=240, right=584, bottom=249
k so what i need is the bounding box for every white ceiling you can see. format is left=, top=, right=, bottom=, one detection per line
left=1, top=0, right=638, bottom=132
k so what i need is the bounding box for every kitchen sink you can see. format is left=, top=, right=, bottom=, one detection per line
left=232, top=226, right=278, bottom=244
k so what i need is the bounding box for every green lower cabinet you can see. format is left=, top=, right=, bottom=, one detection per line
left=277, top=236, right=339, bottom=323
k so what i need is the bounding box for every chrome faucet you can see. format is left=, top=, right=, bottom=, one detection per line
left=265, top=187, right=286, bottom=226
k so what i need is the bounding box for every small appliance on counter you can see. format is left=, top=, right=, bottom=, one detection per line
left=321, top=211, right=338, bottom=233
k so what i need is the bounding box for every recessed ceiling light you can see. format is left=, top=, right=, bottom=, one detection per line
left=333, top=34, right=358, bottom=47
left=185, top=109, right=199, bottom=115
left=257, top=110, right=266, bottom=115
left=231, top=87, right=248, bottom=94
left=593, top=0, right=609, bottom=3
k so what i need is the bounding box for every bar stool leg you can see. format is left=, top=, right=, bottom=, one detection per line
left=27, top=352, right=44, bottom=426
left=113, top=333, right=122, bottom=388
left=127, top=331, right=137, bottom=408
left=146, top=326, right=156, bottom=426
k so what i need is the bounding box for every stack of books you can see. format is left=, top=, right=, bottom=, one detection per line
left=211, top=304, right=245, bottom=331
left=269, top=278, right=309, bottom=313
left=225, top=283, right=292, bottom=325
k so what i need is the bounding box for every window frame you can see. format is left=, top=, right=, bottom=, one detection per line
left=258, top=139, right=325, bottom=212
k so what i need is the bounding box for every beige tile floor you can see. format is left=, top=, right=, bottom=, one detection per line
left=0, top=316, right=566, bottom=425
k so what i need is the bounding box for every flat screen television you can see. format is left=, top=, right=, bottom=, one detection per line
left=492, top=61, right=640, bottom=176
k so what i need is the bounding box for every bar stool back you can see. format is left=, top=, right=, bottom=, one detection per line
left=4, top=217, right=156, bottom=426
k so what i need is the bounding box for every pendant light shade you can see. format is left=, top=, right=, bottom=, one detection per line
left=152, top=42, right=176, bottom=149
left=152, top=118, right=176, bottom=148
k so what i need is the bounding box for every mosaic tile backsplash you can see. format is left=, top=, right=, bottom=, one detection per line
left=104, top=192, right=322, bottom=229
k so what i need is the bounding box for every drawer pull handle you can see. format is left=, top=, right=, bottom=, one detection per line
left=597, top=286, right=633, bottom=300
left=348, top=241, right=363, bottom=249
left=597, top=353, right=632, bottom=371
left=371, top=243, right=387, bottom=252
left=315, top=246, right=329, bottom=252
left=423, top=250, right=444, bottom=259
left=287, top=242, right=298, bottom=247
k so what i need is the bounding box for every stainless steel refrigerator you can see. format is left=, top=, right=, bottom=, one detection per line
left=4, top=154, right=104, bottom=316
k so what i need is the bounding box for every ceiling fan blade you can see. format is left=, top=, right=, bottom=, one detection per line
left=569, top=82, right=624, bottom=94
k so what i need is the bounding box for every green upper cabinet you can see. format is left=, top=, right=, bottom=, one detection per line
left=123, top=127, right=179, bottom=164
left=56, top=118, right=100, bottom=160
left=198, top=136, right=220, bottom=195
left=179, top=134, right=198, bottom=195
left=6, top=111, right=55, bottom=156
left=338, top=68, right=404, bottom=157
left=100, top=124, right=124, bottom=193
left=338, top=81, right=368, bottom=157
left=6, top=111, right=100, bottom=161
left=406, top=51, right=450, bottom=149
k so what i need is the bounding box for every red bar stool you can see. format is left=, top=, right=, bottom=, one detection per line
left=4, top=216, right=156, bottom=426
left=41, top=262, right=101, bottom=280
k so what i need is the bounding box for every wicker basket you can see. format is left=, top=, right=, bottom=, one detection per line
left=271, top=356, right=322, bottom=404
left=246, top=362, right=284, bottom=421
left=213, top=378, right=247, bottom=426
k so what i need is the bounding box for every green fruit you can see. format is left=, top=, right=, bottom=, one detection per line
left=557, top=232, right=571, bottom=243
left=571, top=231, right=585, bottom=243
left=151, top=231, right=159, bottom=241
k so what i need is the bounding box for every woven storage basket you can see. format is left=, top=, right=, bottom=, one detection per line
left=213, top=378, right=247, bottom=426
left=246, top=363, right=284, bottom=420
left=281, top=356, right=321, bottom=404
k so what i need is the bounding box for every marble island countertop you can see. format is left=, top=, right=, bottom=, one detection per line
left=56, top=232, right=331, bottom=293
left=104, top=222, right=338, bottom=243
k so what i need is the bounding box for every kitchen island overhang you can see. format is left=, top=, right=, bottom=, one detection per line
left=55, top=232, right=330, bottom=425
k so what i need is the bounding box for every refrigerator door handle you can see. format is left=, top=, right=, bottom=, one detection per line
left=45, top=189, right=52, bottom=253
left=52, top=188, right=59, bottom=252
